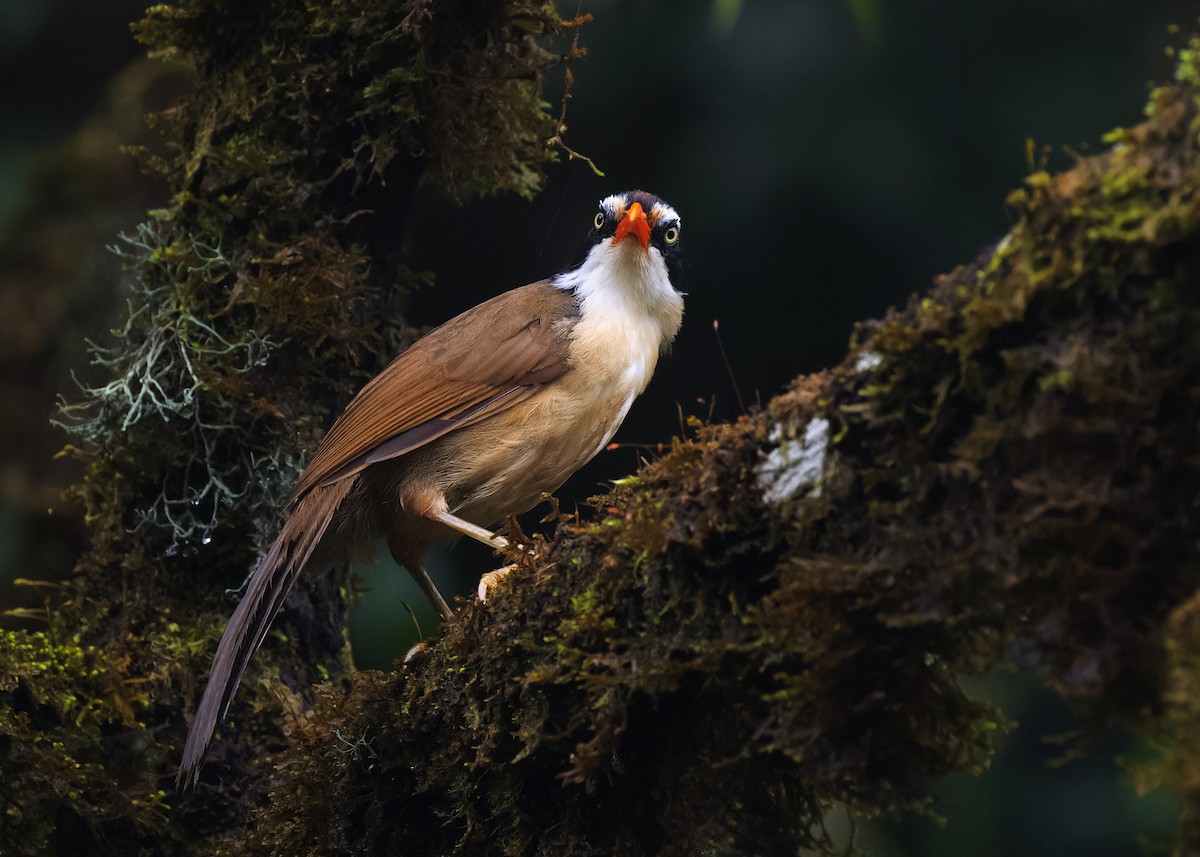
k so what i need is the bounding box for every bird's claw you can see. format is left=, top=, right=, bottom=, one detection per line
left=477, top=565, right=517, bottom=602
left=402, top=641, right=427, bottom=667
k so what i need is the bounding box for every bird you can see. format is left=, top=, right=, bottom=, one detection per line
left=177, top=190, right=685, bottom=788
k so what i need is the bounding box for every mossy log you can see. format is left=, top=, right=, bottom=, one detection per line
left=4, top=1, right=1200, bottom=853
left=237, top=47, right=1200, bottom=857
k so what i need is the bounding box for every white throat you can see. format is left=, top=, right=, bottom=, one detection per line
left=553, top=238, right=684, bottom=390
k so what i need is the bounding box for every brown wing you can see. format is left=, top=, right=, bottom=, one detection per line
left=291, top=281, right=577, bottom=499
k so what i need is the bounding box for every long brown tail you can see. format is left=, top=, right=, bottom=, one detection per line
left=177, top=478, right=353, bottom=790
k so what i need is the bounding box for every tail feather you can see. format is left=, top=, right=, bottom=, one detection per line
left=177, top=479, right=353, bottom=790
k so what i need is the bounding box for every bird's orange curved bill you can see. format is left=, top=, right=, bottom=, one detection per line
left=614, top=201, right=651, bottom=251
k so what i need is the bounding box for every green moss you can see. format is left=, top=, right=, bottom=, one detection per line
left=1173, top=35, right=1200, bottom=86
left=570, top=588, right=598, bottom=617
left=0, top=623, right=187, bottom=855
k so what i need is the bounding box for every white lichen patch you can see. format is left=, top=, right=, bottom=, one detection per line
left=758, top=417, right=831, bottom=504
left=854, top=350, right=883, bottom=373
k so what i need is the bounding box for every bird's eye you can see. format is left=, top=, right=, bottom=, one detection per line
left=593, top=211, right=606, bottom=230
left=664, top=226, right=679, bottom=245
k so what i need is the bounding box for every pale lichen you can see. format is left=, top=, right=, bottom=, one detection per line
left=758, top=418, right=831, bottom=503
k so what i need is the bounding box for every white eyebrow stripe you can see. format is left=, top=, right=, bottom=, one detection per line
left=651, top=201, right=680, bottom=228
left=600, top=194, right=625, bottom=218
left=597, top=194, right=680, bottom=231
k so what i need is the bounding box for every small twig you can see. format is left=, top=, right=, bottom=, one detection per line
left=398, top=598, right=424, bottom=642
left=545, top=3, right=604, bottom=177
left=606, top=441, right=668, bottom=454
left=713, top=319, right=746, bottom=414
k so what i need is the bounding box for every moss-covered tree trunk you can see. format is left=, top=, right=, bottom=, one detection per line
left=5, top=3, right=1200, bottom=855
left=2, top=2, right=569, bottom=854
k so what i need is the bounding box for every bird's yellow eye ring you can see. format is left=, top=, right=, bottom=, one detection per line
left=594, top=211, right=605, bottom=230
left=664, top=226, right=679, bottom=245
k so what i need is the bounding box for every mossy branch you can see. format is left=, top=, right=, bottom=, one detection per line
left=238, top=44, right=1200, bottom=857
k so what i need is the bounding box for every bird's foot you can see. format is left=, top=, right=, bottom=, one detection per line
left=477, top=565, right=517, bottom=602
left=402, top=641, right=426, bottom=667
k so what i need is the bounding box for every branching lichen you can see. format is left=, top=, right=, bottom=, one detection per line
left=58, top=225, right=287, bottom=550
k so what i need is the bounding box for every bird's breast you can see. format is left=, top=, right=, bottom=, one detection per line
left=435, top=309, right=668, bottom=523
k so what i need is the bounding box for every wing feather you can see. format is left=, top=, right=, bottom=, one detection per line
left=292, top=281, right=576, bottom=499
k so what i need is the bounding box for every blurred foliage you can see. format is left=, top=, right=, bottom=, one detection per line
left=0, top=58, right=182, bottom=614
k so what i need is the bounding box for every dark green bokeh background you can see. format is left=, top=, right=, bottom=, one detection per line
left=0, top=0, right=1190, bottom=852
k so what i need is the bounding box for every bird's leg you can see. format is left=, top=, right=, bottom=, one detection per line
left=389, top=503, right=512, bottom=620
left=429, top=509, right=510, bottom=551
left=425, top=509, right=533, bottom=606
left=387, top=530, right=454, bottom=622
left=409, top=563, right=453, bottom=622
